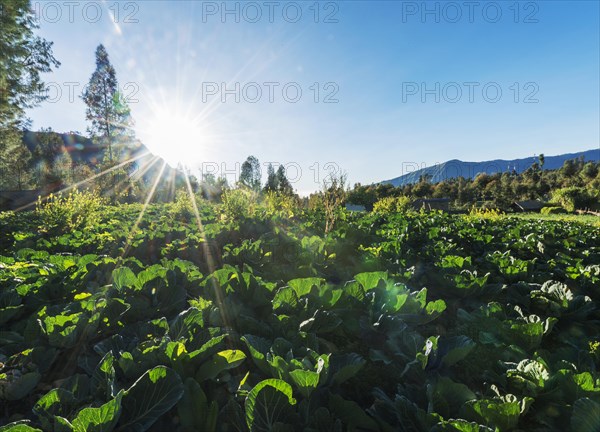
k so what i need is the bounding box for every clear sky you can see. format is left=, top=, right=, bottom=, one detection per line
left=27, top=1, right=600, bottom=194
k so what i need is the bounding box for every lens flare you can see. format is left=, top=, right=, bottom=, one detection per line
left=137, top=107, right=207, bottom=167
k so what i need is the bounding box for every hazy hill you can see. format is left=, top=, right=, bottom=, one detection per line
left=20, top=130, right=184, bottom=191
left=381, top=149, right=600, bottom=186
left=22, top=130, right=150, bottom=166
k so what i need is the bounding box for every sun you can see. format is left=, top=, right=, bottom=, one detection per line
left=137, top=106, right=207, bottom=167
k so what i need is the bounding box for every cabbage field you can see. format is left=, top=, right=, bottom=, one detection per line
left=1, top=203, right=599, bottom=431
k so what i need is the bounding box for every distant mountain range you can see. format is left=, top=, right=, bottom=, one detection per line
left=381, top=149, right=600, bottom=187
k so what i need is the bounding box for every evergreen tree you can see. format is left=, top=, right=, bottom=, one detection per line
left=239, top=155, right=261, bottom=191
left=1, top=129, right=32, bottom=190
left=32, top=128, right=62, bottom=162
left=561, top=159, right=578, bottom=178
left=276, top=165, right=293, bottom=195
left=111, top=90, right=136, bottom=144
left=81, top=46, right=135, bottom=200
left=82, top=45, right=133, bottom=161
left=264, top=163, right=278, bottom=192
left=0, top=0, right=60, bottom=129
left=0, top=0, right=59, bottom=189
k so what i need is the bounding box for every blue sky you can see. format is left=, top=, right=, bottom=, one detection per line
left=28, top=1, right=600, bottom=193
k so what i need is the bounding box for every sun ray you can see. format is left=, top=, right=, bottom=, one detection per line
left=14, top=152, right=151, bottom=212
left=93, top=153, right=153, bottom=200
left=120, top=160, right=168, bottom=259
left=105, top=154, right=162, bottom=201
left=182, top=170, right=233, bottom=337
left=116, top=155, right=162, bottom=197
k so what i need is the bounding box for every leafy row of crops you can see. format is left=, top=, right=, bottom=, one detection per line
left=1, top=204, right=599, bottom=431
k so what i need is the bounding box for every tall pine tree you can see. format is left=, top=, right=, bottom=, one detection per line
left=0, top=0, right=60, bottom=189
left=81, top=44, right=133, bottom=162
left=81, top=45, right=136, bottom=200
left=0, top=0, right=60, bottom=128
left=264, top=163, right=278, bottom=192
left=276, top=165, right=293, bottom=195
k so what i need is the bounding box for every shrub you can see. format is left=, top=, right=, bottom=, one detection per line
left=221, top=188, right=257, bottom=221
left=551, top=187, right=598, bottom=212
left=307, top=193, right=324, bottom=212
left=540, top=206, right=567, bottom=215
left=36, top=189, right=105, bottom=232
left=262, top=191, right=300, bottom=218
left=169, top=190, right=194, bottom=221
left=373, top=196, right=412, bottom=214
left=466, top=207, right=504, bottom=220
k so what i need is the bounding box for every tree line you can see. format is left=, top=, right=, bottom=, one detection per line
left=347, top=156, right=600, bottom=212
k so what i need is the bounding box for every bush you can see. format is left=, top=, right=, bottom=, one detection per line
left=169, top=190, right=194, bottom=221
left=466, top=207, right=504, bottom=220
left=221, top=188, right=257, bottom=221
left=36, top=189, right=105, bottom=232
left=551, top=187, right=598, bottom=212
left=373, top=196, right=412, bottom=214
left=307, top=193, right=324, bottom=212
left=262, top=191, right=300, bottom=218
left=541, top=206, right=567, bottom=215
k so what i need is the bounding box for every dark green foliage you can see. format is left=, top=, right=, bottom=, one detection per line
left=82, top=45, right=118, bottom=155
left=240, top=156, right=262, bottom=191
left=347, top=158, right=600, bottom=211
left=0, top=0, right=60, bottom=129
left=263, top=164, right=294, bottom=195
left=264, top=163, right=278, bottom=193
left=276, top=165, right=293, bottom=195
left=0, top=0, right=60, bottom=190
